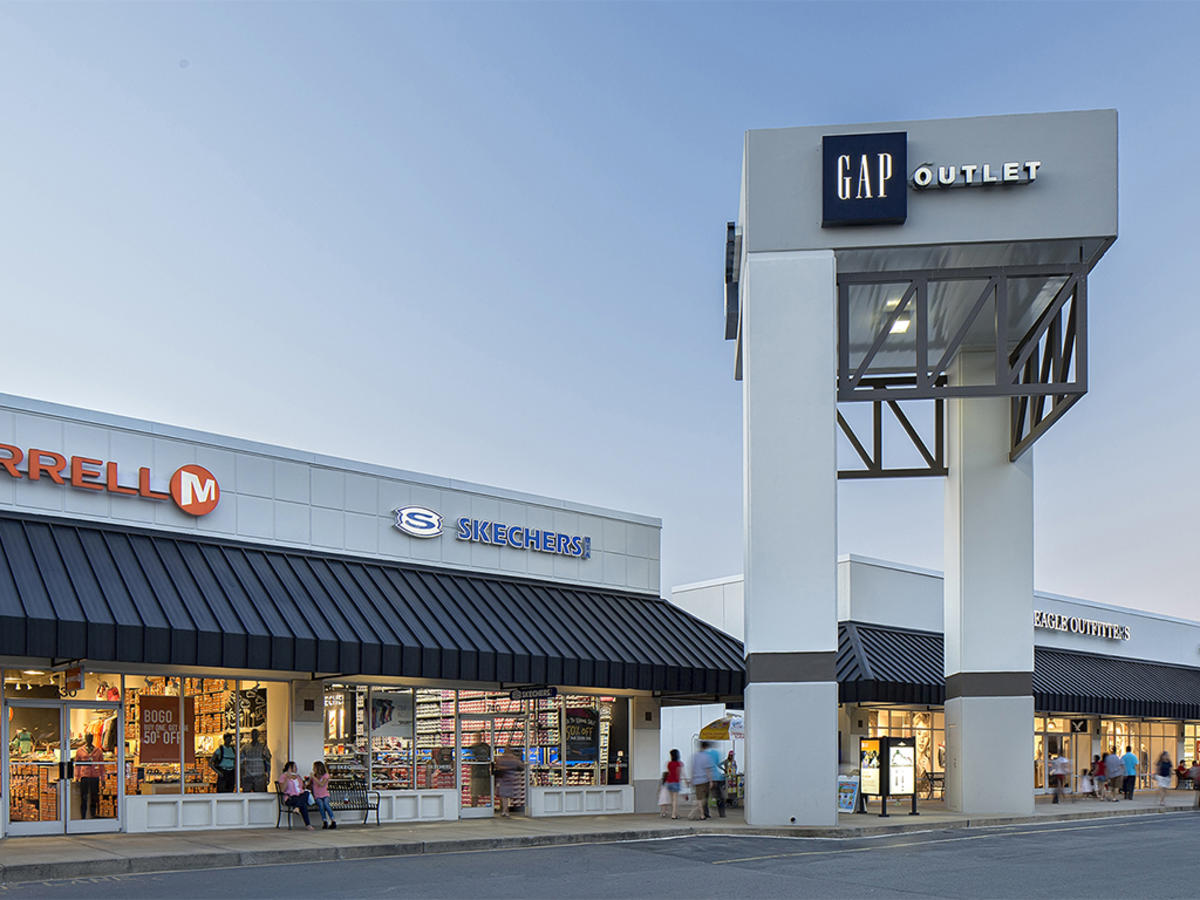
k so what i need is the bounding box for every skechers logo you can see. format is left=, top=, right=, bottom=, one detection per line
left=393, top=506, right=443, bottom=538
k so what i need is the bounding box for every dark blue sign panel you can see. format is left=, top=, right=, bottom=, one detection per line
left=822, top=132, right=907, bottom=226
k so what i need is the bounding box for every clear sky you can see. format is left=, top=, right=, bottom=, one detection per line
left=1, top=2, right=1196, bottom=620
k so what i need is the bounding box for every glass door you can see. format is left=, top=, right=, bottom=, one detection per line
left=65, top=705, right=122, bottom=833
left=5, top=702, right=121, bottom=835
left=459, top=715, right=495, bottom=818
left=6, top=703, right=63, bottom=836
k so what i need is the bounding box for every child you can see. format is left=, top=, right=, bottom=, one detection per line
left=657, top=771, right=671, bottom=817
left=1079, top=767, right=1092, bottom=798
left=310, top=760, right=336, bottom=829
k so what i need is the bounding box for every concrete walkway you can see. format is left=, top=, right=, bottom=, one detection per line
left=1, top=793, right=1195, bottom=885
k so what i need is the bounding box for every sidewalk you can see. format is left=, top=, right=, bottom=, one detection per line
left=1, top=793, right=1195, bottom=885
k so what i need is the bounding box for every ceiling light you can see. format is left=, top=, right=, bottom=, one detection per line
left=22, top=670, right=45, bottom=676
left=884, top=296, right=903, bottom=310
left=890, top=317, right=911, bottom=334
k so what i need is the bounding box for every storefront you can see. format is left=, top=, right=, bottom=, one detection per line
left=0, top=393, right=744, bottom=836
left=666, top=557, right=1200, bottom=799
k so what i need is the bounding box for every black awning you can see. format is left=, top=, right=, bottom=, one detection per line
left=838, top=621, right=1200, bottom=720
left=0, top=513, right=744, bottom=700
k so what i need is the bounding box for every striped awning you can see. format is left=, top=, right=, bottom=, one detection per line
left=0, top=513, right=744, bottom=700
left=838, top=621, right=1200, bottom=720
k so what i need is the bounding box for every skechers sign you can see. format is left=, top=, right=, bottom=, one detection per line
left=822, top=131, right=907, bottom=227
left=457, top=518, right=591, bottom=559
left=393, top=506, right=443, bottom=538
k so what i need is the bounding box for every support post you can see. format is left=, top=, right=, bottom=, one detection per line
left=742, top=250, right=838, bottom=826
left=943, top=351, right=1035, bottom=815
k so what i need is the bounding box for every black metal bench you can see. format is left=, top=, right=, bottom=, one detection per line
left=275, top=785, right=381, bottom=828
left=329, top=785, right=381, bottom=826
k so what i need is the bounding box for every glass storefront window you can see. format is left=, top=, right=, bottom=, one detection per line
left=237, top=680, right=276, bottom=792
left=1183, top=724, right=1200, bottom=767
left=415, top=689, right=455, bottom=790
left=323, top=683, right=368, bottom=787
left=370, top=687, right=415, bottom=790
left=863, top=705, right=945, bottom=796
left=187, top=677, right=236, bottom=794
left=124, top=675, right=183, bottom=795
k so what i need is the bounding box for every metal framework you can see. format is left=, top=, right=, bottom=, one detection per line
left=837, top=377, right=946, bottom=479
left=836, top=263, right=1088, bottom=474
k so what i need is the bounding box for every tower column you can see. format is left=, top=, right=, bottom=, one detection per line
left=943, top=351, right=1035, bottom=815
left=742, top=249, right=838, bottom=826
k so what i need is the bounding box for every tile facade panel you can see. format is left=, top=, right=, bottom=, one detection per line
left=602, top=518, right=627, bottom=555
left=274, top=500, right=311, bottom=544
left=311, top=468, right=345, bottom=510
left=311, top=506, right=345, bottom=549
left=345, top=512, right=380, bottom=555
left=0, top=398, right=663, bottom=596
left=237, top=455, right=274, bottom=499
left=345, top=473, right=377, bottom=514
left=14, top=412, right=64, bottom=451
left=236, top=494, right=274, bottom=539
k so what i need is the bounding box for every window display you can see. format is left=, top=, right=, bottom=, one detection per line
left=414, top=689, right=456, bottom=790
left=324, top=684, right=368, bottom=788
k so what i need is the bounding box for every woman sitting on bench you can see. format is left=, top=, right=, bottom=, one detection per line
left=280, top=761, right=314, bottom=830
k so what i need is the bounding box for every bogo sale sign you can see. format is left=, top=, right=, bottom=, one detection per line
left=139, top=695, right=195, bottom=763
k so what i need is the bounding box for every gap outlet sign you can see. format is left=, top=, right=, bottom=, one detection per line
left=822, top=131, right=908, bottom=226
left=0, top=443, right=220, bottom=516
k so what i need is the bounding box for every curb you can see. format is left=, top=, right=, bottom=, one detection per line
left=1, top=805, right=1195, bottom=885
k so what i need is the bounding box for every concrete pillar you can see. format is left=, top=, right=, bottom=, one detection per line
left=943, top=351, right=1035, bottom=815
left=742, top=250, right=838, bottom=826
left=631, top=697, right=662, bottom=813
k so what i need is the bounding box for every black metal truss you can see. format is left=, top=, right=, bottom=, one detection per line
left=837, top=263, right=1088, bottom=466
left=1009, top=272, right=1086, bottom=461
left=837, top=377, right=946, bottom=479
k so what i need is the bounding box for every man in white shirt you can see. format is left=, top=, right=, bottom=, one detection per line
left=1050, top=750, right=1072, bottom=804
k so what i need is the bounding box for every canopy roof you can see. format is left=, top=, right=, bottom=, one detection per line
left=0, top=513, right=744, bottom=701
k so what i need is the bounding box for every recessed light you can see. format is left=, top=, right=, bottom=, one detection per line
left=890, top=317, right=911, bottom=334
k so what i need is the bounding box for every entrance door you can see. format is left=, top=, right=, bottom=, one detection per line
left=5, top=702, right=122, bottom=835
left=459, top=716, right=495, bottom=818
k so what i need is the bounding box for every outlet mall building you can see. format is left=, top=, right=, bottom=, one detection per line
left=0, top=394, right=742, bottom=837
left=664, top=558, right=1200, bottom=799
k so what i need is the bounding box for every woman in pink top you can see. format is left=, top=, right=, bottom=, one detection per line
left=280, top=761, right=314, bottom=830
left=310, top=760, right=337, bottom=829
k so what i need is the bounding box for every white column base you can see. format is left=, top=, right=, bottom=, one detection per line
left=944, top=695, right=1034, bottom=815
left=745, top=681, right=837, bottom=826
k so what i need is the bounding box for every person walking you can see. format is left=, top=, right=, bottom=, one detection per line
left=1154, top=751, right=1173, bottom=808
left=689, top=741, right=714, bottom=820
left=705, top=742, right=727, bottom=818
left=1121, top=745, right=1139, bottom=800
left=1091, top=755, right=1105, bottom=799
left=665, top=749, right=684, bottom=819
left=494, top=747, right=524, bottom=818
left=1050, top=746, right=1071, bottom=804
left=1104, top=748, right=1124, bottom=802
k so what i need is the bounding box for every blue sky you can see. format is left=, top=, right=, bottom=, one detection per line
left=1, top=2, right=1197, bottom=619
